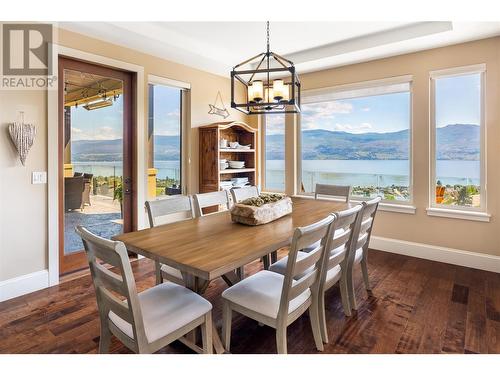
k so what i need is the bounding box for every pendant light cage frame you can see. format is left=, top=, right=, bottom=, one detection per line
left=230, top=22, right=301, bottom=115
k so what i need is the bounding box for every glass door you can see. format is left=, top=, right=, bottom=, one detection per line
left=58, top=57, right=135, bottom=275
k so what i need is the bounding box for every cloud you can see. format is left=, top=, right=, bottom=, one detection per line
left=302, top=101, right=353, bottom=121
left=71, top=126, right=122, bottom=141
left=265, top=114, right=285, bottom=135
left=153, top=111, right=181, bottom=136
left=361, top=107, right=371, bottom=112
left=301, top=101, right=354, bottom=130
left=166, top=109, right=180, bottom=117
left=333, top=122, right=373, bottom=133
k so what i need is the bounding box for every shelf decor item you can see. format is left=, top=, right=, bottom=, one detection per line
left=8, top=112, right=36, bottom=166
left=230, top=193, right=293, bottom=226
left=230, top=21, right=301, bottom=115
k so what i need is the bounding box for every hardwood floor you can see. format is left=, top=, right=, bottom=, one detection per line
left=1, top=250, right=499, bottom=354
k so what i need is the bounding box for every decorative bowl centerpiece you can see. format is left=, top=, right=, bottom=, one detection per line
left=230, top=193, right=293, bottom=226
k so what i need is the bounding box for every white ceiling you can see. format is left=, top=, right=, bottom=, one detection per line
left=60, top=22, right=500, bottom=76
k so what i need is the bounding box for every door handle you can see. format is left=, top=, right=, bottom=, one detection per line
left=123, top=177, right=132, bottom=195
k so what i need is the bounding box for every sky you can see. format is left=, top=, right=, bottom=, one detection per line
left=266, top=72, right=481, bottom=135
left=71, top=95, right=124, bottom=141
left=266, top=91, right=411, bottom=135
left=435, top=73, right=480, bottom=128
left=151, top=85, right=181, bottom=136
left=71, top=84, right=181, bottom=141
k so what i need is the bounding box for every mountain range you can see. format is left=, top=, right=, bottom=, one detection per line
left=268, top=124, right=479, bottom=160
left=71, top=124, right=479, bottom=162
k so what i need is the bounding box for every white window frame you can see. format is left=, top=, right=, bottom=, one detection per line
left=428, top=64, right=487, bottom=215
left=296, top=75, right=414, bottom=206
left=261, top=114, right=286, bottom=193
left=147, top=74, right=191, bottom=196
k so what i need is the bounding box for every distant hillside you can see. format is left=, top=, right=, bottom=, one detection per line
left=71, top=124, right=479, bottom=162
left=72, top=135, right=180, bottom=162
left=152, top=135, right=181, bottom=161
left=72, top=139, right=123, bottom=162
left=266, top=124, right=479, bottom=160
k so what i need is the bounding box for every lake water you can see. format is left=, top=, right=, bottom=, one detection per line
left=74, top=159, right=480, bottom=193
left=266, top=159, right=480, bottom=192
left=73, top=161, right=181, bottom=181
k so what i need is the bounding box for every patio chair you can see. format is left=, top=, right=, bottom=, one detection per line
left=83, top=173, right=93, bottom=206
left=65, top=176, right=84, bottom=211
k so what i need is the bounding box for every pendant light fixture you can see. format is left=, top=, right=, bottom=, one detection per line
left=231, top=21, right=301, bottom=115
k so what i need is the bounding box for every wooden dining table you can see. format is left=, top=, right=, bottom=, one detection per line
left=114, top=196, right=350, bottom=353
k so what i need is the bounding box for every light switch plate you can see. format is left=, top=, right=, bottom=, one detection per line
left=32, top=171, right=47, bottom=184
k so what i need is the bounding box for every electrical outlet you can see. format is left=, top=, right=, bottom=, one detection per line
left=32, top=171, right=47, bottom=184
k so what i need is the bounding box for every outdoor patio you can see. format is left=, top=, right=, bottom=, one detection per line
left=64, top=194, right=123, bottom=254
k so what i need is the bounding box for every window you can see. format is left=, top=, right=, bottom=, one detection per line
left=430, top=65, right=485, bottom=211
left=299, top=77, right=412, bottom=203
left=148, top=83, right=183, bottom=196
left=263, top=114, right=285, bottom=192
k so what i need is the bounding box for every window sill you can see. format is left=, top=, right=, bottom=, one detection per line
left=292, top=194, right=416, bottom=214
left=378, top=203, right=416, bottom=214
left=426, top=207, right=491, bottom=222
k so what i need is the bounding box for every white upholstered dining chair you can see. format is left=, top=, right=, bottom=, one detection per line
left=221, top=215, right=335, bottom=354
left=230, top=185, right=260, bottom=203
left=75, top=226, right=213, bottom=354
left=193, top=190, right=244, bottom=278
left=346, top=196, right=381, bottom=310
left=193, top=190, right=231, bottom=217
left=268, top=205, right=362, bottom=341
left=145, top=195, right=195, bottom=286
left=315, top=183, right=351, bottom=203
left=316, top=205, right=362, bottom=342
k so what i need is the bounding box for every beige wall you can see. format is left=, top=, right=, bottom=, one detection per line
left=295, top=37, right=500, bottom=256
left=0, top=91, right=48, bottom=281
left=0, top=27, right=248, bottom=281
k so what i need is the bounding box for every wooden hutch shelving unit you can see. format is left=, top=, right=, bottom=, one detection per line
left=199, top=121, right=257, bottom=193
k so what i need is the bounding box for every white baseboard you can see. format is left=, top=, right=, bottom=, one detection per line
left=0, top=270, right=49, bottom=302
left=370, top=236, right=500, bottom=273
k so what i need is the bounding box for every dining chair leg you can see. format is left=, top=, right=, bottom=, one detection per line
left=222, top=302, right=232, bottom=351
left=276, top=325, right=288, bottom=354
left=201, top=311, right=213, bottom=354
left=154, top=261, right=162, bottom=285
left=339, top=272, right=352, bottom=316
left=308, top=298, right=324, bottom=352
left=98, top=321, right=111, bottom=354
left=318, top=290, right=328, bottom=343
left=347, top=266, right=358, bottom=311
left=236, top=266, right=244, bottom=280
left=361, top=256, right=371, bottom=291
left=262, top=255, right=270, bottom=270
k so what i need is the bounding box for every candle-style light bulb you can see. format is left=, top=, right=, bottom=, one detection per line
left=264, top=87, right=275, bottom=103
left=252, top=80, right=263, bottom=102
left=273, top=79, right=284, bottom=101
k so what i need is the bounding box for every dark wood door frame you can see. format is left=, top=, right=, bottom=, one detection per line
left=58, top=56, right=137, bottom=275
